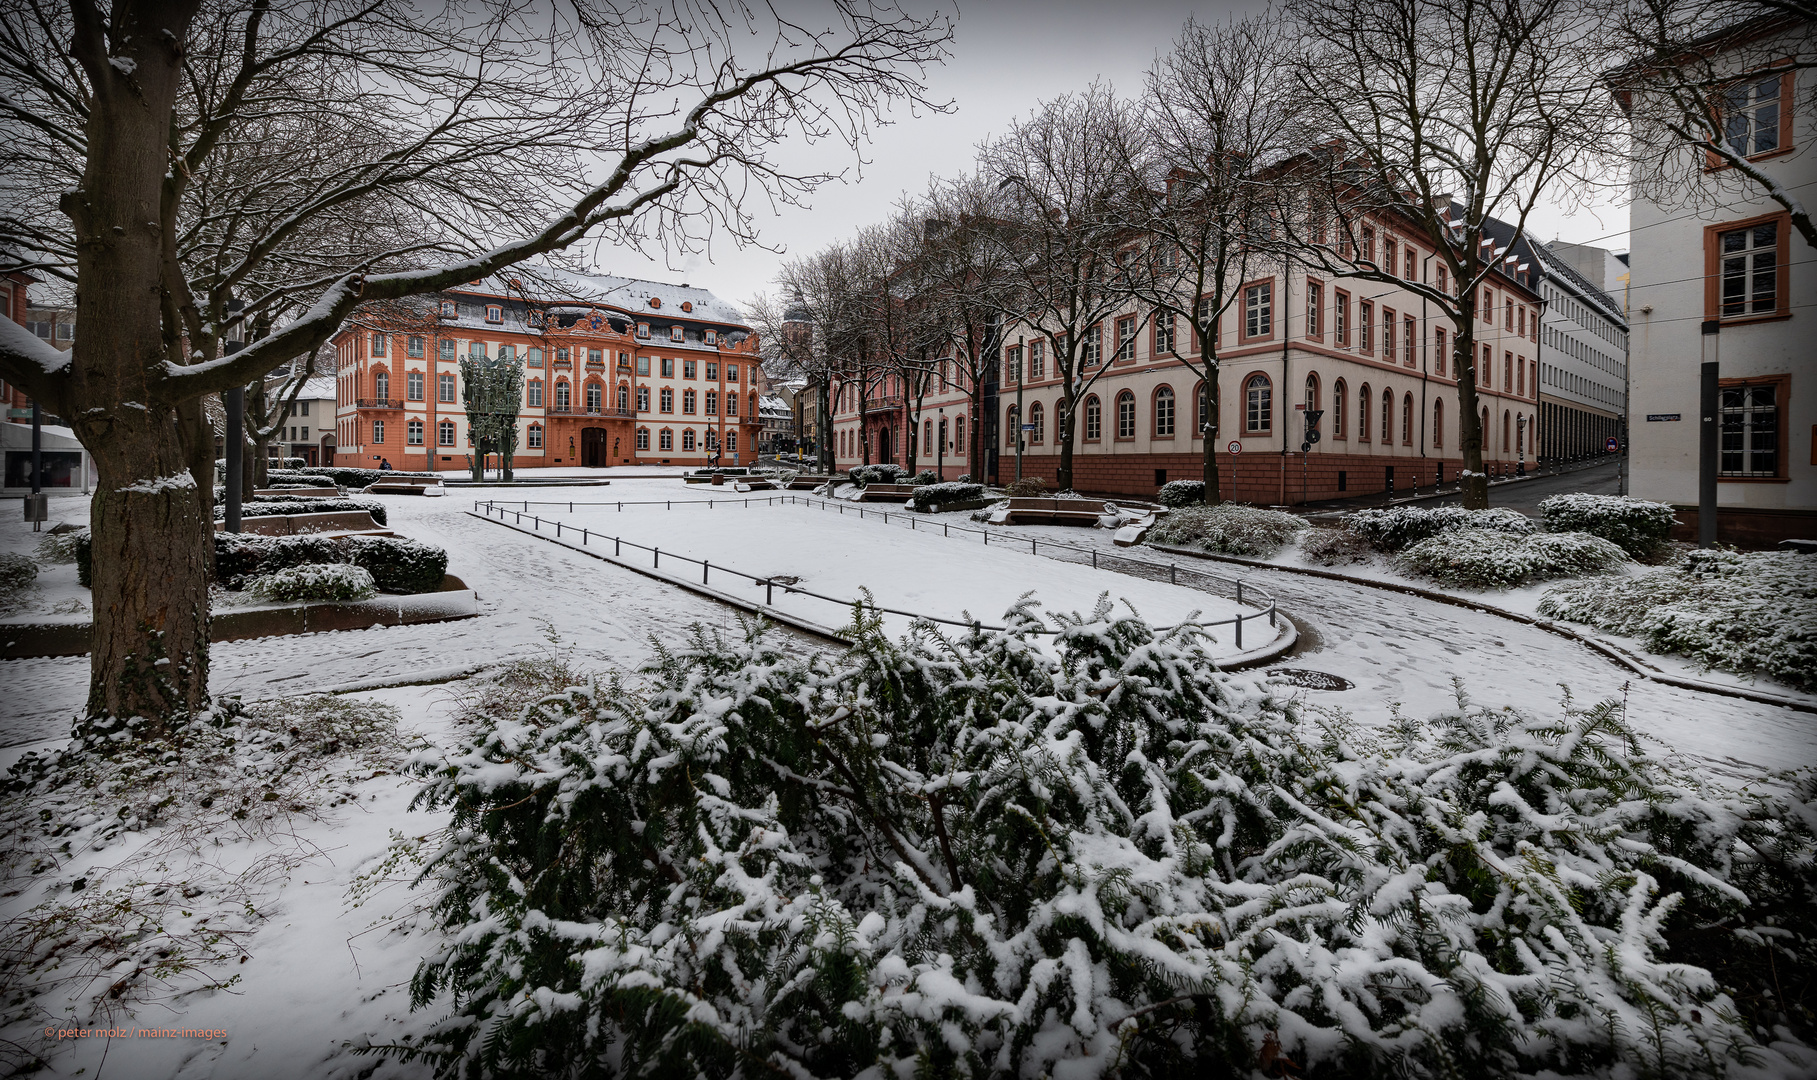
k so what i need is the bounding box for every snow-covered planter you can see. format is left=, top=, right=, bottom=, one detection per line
left=1299, top=523, right=1373, bottom=565
left=1538, top=493, right=1678, bottom=559
left=216, top=496, right=388, bottom=526
left=1540, top=549, right=1817, bottom=689
left=1156, top=478, right=1205, bottom=507
left=1146, top=502, right=1303, bottom=556
left=1396, top=527, right=1628, bottom=589
left=1348, top=504, right=1538, bottom=552
left=244, top=563, right=377, bottom=603
left=212, top=533, right=448, bottom=594
left=910, top=481, right=984, bottom=511
left=0, top=551, right=38, bottom=591
left=398, top=608, right=1817, bottom=1079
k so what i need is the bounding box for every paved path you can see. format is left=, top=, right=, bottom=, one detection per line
left=1294, top=457, right=1626, bottom=517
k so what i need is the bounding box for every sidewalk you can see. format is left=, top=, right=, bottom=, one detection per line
left=1289, top=455, right=1624, bottom=517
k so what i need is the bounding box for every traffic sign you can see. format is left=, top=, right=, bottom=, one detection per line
left=1306, top=429, right=1321, bottom=444
left=1227, top=440, right=1242, bottom=455
left=1605, top=436, right=1619, bottom=452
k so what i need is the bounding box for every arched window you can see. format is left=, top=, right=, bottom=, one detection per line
left=1358, top=383, right=1371, bottom=442
left=373, top=370, right=389, bottom=401
left=1245, top=375, right=1272, bottom=432
left=682, top=428, right=697, bottom=451
left=555, top=380, right=571, bottom=410
left=1116, top=391, right=1136, bottom=438
left=1304, top=373, right=1319, bottom=413
left=636, top=427, right=650, bottom=450
left=1084, top=395, right=1102, bottom=440
left=527, top=423, right=544, bottom=449
left=1154, top=385, right=1175, bottom=437
left=1333, top=380, right=1347, bottom=438
left=659, top=428, right=673, bottom=451
left=1432, top=399, right=1444, bottom=449
left=955, top=415, right=966, bottom=452
left=1029, top=401, right=1045, bottom=444
left=1503, top=410, right=1511, bottom=452
left=1005, top=404, right=1019, bottom=447
left=1381, top=387, right=1394, bottom=444
left=617, top=384, right=629, bottom=412
left=438, top=419, right=456, bottom=446
left=526, top=379, right=543, bottom=407
left=1402, top=393, right=1413, bottom=445
left=586, top=383, right=602, bottom=413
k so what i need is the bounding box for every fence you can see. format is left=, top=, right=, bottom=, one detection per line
left=473, top=497, right=1282, bottom=649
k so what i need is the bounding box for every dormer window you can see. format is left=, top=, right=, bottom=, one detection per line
left=636, top=322, right=651, bottom=339
left=704, top=329, right=717, bottom=345
left=528, top=310, right=544, bottom=328
left=485, top=304, right=503, bottom=323
left=670, top=326, right=685, bottom=343
left=439, top=300, right=456, bottom=318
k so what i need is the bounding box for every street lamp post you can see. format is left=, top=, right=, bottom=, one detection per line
left=937, top=407, right=945, bottom=481
left=1517, top=414, right=1528, bottom=477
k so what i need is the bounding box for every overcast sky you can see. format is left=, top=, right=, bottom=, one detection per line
left=593, top=0, right=1631, bottom=314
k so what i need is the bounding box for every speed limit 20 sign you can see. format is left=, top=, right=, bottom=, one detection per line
left=1227, top=440, right=1242, bottom=455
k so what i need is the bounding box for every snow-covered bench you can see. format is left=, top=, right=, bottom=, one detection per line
left=784, top=474, right=835, bottom=490
left=254, top=486, right=339, bottom=498
left=855, top=483, right=917, bottom=502
left=987, top=498, right=1104, bottom=526
left=215, top=510, right=391, bottom=537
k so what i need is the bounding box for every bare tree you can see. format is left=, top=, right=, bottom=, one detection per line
left=1609, top=2, right=1815, bottom=249
left=917, top=176, right=1015, bottom=482
left=977, top=84, right=1147, bottom=493
left=0, top=0, right=951, bottom=733
left=1282, top=0, right=1614, bottom=508
left=1130, top=13, right=1303, bottom=505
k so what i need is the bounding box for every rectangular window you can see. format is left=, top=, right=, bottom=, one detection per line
left=706, top=362, right=718, bottom=380
left=1359, top=302, right=1373, bottom=353
left=1243, top=283, right=1272, bottom=339
left=486, top=305, right=502, bottom=323
left=1084, top=325, right=1102, bottom=367
left=587, top=348, right=602, bottom=365
left=371, top=333, right=386, bottom=357
left=660, top=429, right=673, bottom=451
left=468, top=341, right=486, bottom=358
left=556, top=347, right=569, bottom=363
left=1724, top=72, right=1784, bottom=157
left=1435, top=328, right=1447, bottom=377
left=1115, top=316, right=1137, bottom=361
left=438, top=339, right=455, bottom=360
left=407, top=371, right=424, bottom=400
left=372, top=420, right=384, bottom=443
left=1404, top=247, right=1417, bottom=280
left=527, top=425, right=543, bottom=449
left=526, top=347, right=543, bottom=367
left=1404, top=316, right=1417, bottom=367
left=1505, top=351, right=1514, bottom=391
left=1004, top=344, right=1022, bottom=384
left=727, top=364, right=738, bottom=382
left=1382, top=308, right=1395, bottom=360
left=1029, top=340, right=1045, bottom=379
left=1506, top=298, right=1514, bottom=331
left=1305, top=281, right=1322, bottom=338
left=683, top=359, right=696, bottom=380
left=407, top=419, right=423, bottom=445
left=660, top=388, right=673, bottom=413
left=1716, top=219, right=1782, bottom=319
left=1361, top=226, right=1375, bottom=265
left=682, top=389, right=695, bottom=415
left=671, top=326, right=684, bottom=342
left=440, top=300, right=456, bottom=318
left=527, top=380, right=543, bottom=407
left=1334, top=290, right=1349, bottom=346
left=438, top=373, right=456, bottom=402
left=1720, top=381, right=1780, bottom=476
left=407, top=335, right=424, bottom=358
left=705, top=329, right=717, bottom=345
left=636, top=387, right=649, bottom=412
left=637, top=323, right=651, bottom=339
left=637, top=355, right=650, bottom=376
left=1153, top=311, right=1174, bottom=355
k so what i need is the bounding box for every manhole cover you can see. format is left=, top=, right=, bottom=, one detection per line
left=1265, top=668, right=1353, bottom=691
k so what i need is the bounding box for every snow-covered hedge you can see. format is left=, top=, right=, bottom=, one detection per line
left=0, top=551, right=38, bottom=591
left=214, top=496, right=388, bottom=526
left=1348, top=504, right=1539, bottom=552
left=954, top=473, right=973, bottom=484
left=1003, top=476, right=1049, bottom=497
left=280, top=456, right=306, bottom=469
left=1540, top=549, right=1817, bottom=689
left=1156, top=478, right=1205, bottom=507
left=397, top=607, right=1817, bottom=1079
left=213, top=533, right=447, bottom=594
left=914, top=469, right=937, bottom=485
left=278, top=465, right=436, bottom=487
left=910, top=481, right=985, bottom=511
left=1299, top=524, right=1373, bottom=565
left=847, top=463, right=909, bottom=487
left=244, top=563, right=377, bottom=603
left=1396, top=528, right=1629, bottom=589
left=34, top=529, right=85, bottom=565
left=1146, top=502, right=1303, bottom=556
left=1538, top=493, right=1679, bottom=559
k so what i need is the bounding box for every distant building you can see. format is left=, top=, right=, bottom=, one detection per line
left=0, top=272, right=92, bottom=493
left=267, top=374, right=336, bottom=466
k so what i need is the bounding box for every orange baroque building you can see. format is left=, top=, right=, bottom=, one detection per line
left=329, top=273, right=763, bottom=471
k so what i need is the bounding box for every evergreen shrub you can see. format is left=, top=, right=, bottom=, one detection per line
left=1299, top=524, right=1373, bottom=566
left=910, top=482, right=984, bottom=511
left=35, top=530, right=85, bottom=565
left=213, top=533, right=446, bottom=594
left=954, top=473, right=973, bottom=484
left=1348, top=504, right=1539, bottom=552
left=1003, top=476, right=1048, bottom=497
left=280, top=456, right=306, bottom=469
left=341, top=535, right=448, bottom=594
left=245, top=563, right=377, bottom=603
left=215, top=497, right=388, bottom=526
left=1156, top=478, right=1205, bottom=507
left=1146, top=503, right=1303, bottom=556
left=913, top=469, right=938, bottom=485
left=1538, top=493, right=1678, bottom=559
left=0, top=552, right=38, bottom=591
left=848, top=464, right=908, bottom=487
left=293, top=465, right=436, bottom=488
left=396, top=607, right=1817, bottom=1079
left=1395, top=528, right=1627, bottom=589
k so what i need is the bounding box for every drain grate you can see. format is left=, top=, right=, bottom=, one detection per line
left=1264, top=668, right=1353, bottom=691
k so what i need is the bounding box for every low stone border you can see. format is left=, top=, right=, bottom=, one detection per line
left=1147, top=542, right=1817, bottom=715
left=0, top=576, right=479, bottom=660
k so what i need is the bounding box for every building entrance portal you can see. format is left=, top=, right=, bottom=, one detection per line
left=581, top=427, right=609, bottom=467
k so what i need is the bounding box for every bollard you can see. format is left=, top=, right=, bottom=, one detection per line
left=556, top=522, right=561, bottom=538
left=570, top=501, right=573, bottom=512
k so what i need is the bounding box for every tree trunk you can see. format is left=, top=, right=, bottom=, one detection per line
left=817, top=379, right=833, bottom=473
left=1056, top=393, right=1075, bottom=492
left=1203, top=358, right=1223, bottom=506
left=1455, top=323, right=1487, bottom=508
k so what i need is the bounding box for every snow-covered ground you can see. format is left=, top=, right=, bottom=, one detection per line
left=2, top=478, right=1815, bottom=1078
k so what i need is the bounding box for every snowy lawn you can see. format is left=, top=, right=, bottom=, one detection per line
left=540, top=498, right=1284, bottom=656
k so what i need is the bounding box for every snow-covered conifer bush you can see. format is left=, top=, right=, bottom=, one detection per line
left=394, top=607, right=1816, bottom=1078
left=342, top=535, right=449, bottom=594
left=1395, top=528, right=1628, bottom=589
left=212, top=533, right=447, bottom=593
left=914, top=469, right=938, bottom=485
left=0, top=551, right=39, bottom=591
left=1540, top=550, right=1817, bottom=689
left=245, top=563, right=378, bottom=603
left=1348, top=504, right=1538, bottom=552
left=1157, top=479, right=1206, bottom=507
left=34, top=529, right=85, bottom=565
left=1004, top=476, right=1049, bottom=497
left=848, top=464, right=909, bottom=487
left=1146, top=502, right=1303, bottom=556
left=910, top=481, right=984, bottom=511
left=1538, top=493, right=1679, bottom=559
left=1298, top=523, right=1373, bottom=565
left=955, top=473, right=973, bottom=484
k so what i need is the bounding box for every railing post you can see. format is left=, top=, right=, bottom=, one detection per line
left=556, top=521, right=561, bottom=538
left=704, top=561, right=709, bottom=584
left=615, top=537, right=620, bottom=556
left=654, top=548, right=659, bottom=568
left=1236, top=582, right=1244, bottom=605
left=1092, top=550, right=1097, bottom=569
left=1170, top=564, right=1177, bottom=585
left=767, top=579, right=774, bottom=606
left=1236, top=613, right=1243, bottom=650
left=582, top=528, right=588, bottom=545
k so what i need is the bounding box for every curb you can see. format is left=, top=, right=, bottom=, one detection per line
left=1146, top=543, right=1816, bottom=715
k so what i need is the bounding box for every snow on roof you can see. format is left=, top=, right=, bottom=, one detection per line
left=300, top=375, right=336, bottom=400
left=451, top=267, right=748, bottom=329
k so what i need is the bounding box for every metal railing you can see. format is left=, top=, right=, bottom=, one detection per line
left=355, top=398, right=404, bottom=409
left=473, top=496, right=1281, bottom=648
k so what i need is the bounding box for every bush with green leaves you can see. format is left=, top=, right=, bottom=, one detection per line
left=214, top=497, right=388, bottom=526
left=1156, top=478, right=1205, bottom=507
left=1003, top=476, right=1048, bottom=497
left=0, top=551, right=38, bottom=591
left=1395, top=527, right=1628, bottom=589
left=244, top=563, right=377, bottom=603
left=954, top=473, right=973, bottom=484
left=1540, top=549, right=1817, bottom=689
left=340, top=534, right=447, bottom=594
left=213, top=533, right=446, bottom=593
left=1298, top=523, right=1373, bottom=566
left=394, top=606, right=1816, bottom=1079
left=913, top=469, right=937, bottom=485
left=1347, top=504, right=1538, bottom=552
left=910, top=481, right=984, bottom=511
left=287, top=465, right=436, bottom=488
left=1146, top=502, right=1303, bottom=557
left=34, top=529, right=86, bottom=565
left=1538, top=493, right=1679, bottom=559
left=847, top=463, right=908, bottom=487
